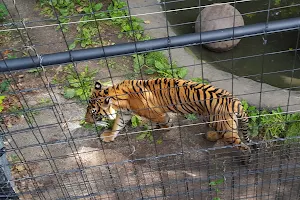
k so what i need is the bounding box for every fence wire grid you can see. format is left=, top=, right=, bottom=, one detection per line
left=0, top=0, right=300, bottom=199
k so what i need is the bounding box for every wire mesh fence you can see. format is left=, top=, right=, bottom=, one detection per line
left=0, top=0, right=300, bottom=199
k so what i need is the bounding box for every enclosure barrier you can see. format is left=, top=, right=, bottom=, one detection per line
left=0, top=17, right=299, bottom=72
left=1, top=0, right=300, bottom=200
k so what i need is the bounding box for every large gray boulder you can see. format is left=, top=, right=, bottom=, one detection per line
left=195, top=4, right=244, bottom=52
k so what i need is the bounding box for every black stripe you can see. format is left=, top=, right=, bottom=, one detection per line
left=202, top=88, right=211, bottom=115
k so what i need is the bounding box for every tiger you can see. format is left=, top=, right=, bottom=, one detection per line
left=85, top=78, right=253, bottom=156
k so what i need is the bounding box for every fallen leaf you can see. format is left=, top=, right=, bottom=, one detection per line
left=15, top=165, right=25, bottom=172
left=76, top=7, right=83, bottom=12
left=3, top=50, right=11, bottom=56
left=144, top=20, right=151, bottom=24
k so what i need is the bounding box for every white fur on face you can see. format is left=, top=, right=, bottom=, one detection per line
left=107, top=107, right=117, bottom=120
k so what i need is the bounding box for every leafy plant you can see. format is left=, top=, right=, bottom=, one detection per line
left=184, top=113, right=197, bottom=121
left=69, top=5, right=106, bottom=49
left=8, top=154, right=20, bottom=164
left=27, top=67, right=43, bottom=76
left=57, top=65, right=97, bottom=101
left=108, top=0, right=144, bottom=40
left=241, top=100, right=300, bottom=142
left=80, top=119, right=106, bottom=132
left=136, top=124, right=163, bottom=144
left=133, top=52, right=187, bottom=79
left=131, top=115, right=142, bottom=128
left=40, top=0, right=106, bottom=48
left=0, top=80, right=10, bottom=113
left=285, top=113, right=300, bottom=143
left=38, top=98, right=51, bottom=106
left=132, top=116, right=163, bottom=144
left=0, top=3, right=8, bottom=22
left=245, top=0, right=299, bottom=19
left=191, top=77, right=210, bottom=84
left=0, top=80, right=10, bottom=94
left=0, top=95, right=5, bottom=112
left=209, top=178, right=224, bottom=200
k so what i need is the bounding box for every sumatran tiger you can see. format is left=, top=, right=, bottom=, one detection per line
left=85, top=78, right=253, bottom=156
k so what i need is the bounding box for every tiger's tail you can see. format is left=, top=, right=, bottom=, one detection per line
left=236, top=102, right=253, bottom=146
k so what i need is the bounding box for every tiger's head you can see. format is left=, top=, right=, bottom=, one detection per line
left=85, top=81, right=117, bottom=124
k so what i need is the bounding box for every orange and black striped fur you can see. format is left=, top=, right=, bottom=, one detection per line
left=85, top=78, right=252, bottom=155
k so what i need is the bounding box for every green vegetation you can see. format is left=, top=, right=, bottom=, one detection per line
left=0, top=80, right=10, bottom=113
left=209, top=178, right=224, bottom=200
left=27, top=67, right=44, bottom=76
left=37, top=98, right=52, bottom=106
left=80, top=119, right=113, bottom=132
left=0, top=3, right=8, bottom=21
left=0, top=80, right=10, bottom=94
left=108, top=0, right=144, bottom=40
left=39, top=0, right=144, bottom=49
left=63, top=65, right=97, bottom=100
left=191, top=77, right=210, bottom=84
left=273, top=0, right=300, bottom=18
left=133, top=52, right=187, bottom=79
left=184, top=113, right=197, bottom=121
left=40, top=0, right=106, bottom=48
left=242, top=100, right=300, bottom=143
left=131, top=115, right=162, bottom=144
left=0, top=95, right=5, bottom=112
left=246, top=0, right=300, bottom=19
left=39, top=0, right=186, bottom=81
left=52, top=65, right=97, bottom=101
left=8, top=154, right=20, bottom=164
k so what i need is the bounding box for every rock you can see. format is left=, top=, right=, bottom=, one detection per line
left=195, top=4, right=244, bottom=52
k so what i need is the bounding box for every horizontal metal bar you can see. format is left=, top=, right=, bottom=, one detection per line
left=0, top=17, right=299, bottom=72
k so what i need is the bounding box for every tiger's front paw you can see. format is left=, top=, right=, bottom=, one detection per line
left=100, top=131, right=116, bottom=143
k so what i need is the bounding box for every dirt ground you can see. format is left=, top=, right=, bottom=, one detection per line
left=1, top=0, right=300, bottom=200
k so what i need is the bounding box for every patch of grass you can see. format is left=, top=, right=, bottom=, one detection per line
left=132, top=115, right=162, bottom=144
left=80, top=120, right=105, bottom=132
left=209, top=178, right=224, bottom=200
left=241, top=100, right=300, bottom=142
left=37, top=98, right=52, bottom=106
left=0, top=3, right=8, bottom=22
left=8, top=154, right=21, bottom=164
left=7, top=104, right=23, bottom=118
left=184, top=113, right=197, bottom=121
left=191, top=77, right=210, bottom=84
left=0, top=79, right=10, bottom=94
left=285, top=113, right=300, bottom=143
left=39, top=0, right=107, bottom=48
left=27, top=67, right=43, bottom=76
left=108, top=0, right=144, bottom=40
left=0, top=80, right=10, bottom=113
left=54, top=65, right=98, bottom=101
left=133, top=52, right=187, bottom=79
left=0, top=80, right=22, bottom=127
left=131, top=115, right=142, bottom=128
left=0, top=95, right=5, bottom=112
left=245, top=0, right=299, bottom=19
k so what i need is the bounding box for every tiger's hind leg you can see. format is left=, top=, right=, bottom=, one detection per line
left=222, top=131, right=251, bottom=164
left=156, top=113, right=173, bottom=129
left=205, top=131, right=220, bottom=142
left=136, top=110, right=173, bottom=130
left=222, top=131, right=251, bottom=153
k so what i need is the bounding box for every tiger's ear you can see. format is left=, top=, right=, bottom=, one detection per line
left=95, top=81, right=102, bottom=90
